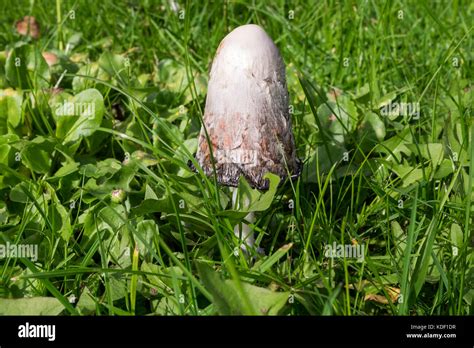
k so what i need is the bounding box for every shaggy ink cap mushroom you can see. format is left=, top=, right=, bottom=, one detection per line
left=196, top=24, right=301, bottom=190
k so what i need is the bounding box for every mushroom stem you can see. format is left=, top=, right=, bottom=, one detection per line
left=234, top=212, right=256, bottom=251
left=231, top=187, right=255, bottom=252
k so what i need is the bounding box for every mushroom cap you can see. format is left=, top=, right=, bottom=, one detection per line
left=15, top=16, right=40, bottom=39
left=196, top=24, right=300, bottom=190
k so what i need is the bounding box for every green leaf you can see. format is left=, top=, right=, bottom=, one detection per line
left=196, top=262, right=288, bottom=315
left=142, top=262, right=183, bottom=294
left=0, top=51, right=7, bottom=88
left=9, top=182, right=36, bottom=203
left=21, top=136, right=55, bottom=174
left=240, top=282, right=289, bottom=315
left=48, top=203, right=72, bottom=242
left=352, top=83, right=371, bottom=104
left=0, top=297, right=65, bottom=315
left=51, top=88, right=105, bottom=144
left=72, top=62, right=109, bottom=92
left=129, top=150, right=158, bottom=167
left=391, top=221, right=406, bottom=265
left=0, top=134, right=18, bottom=166
left=392, top=164, right=425, bottom=187
left=196, top=262, right=253, bottom=315
left=153, top=59, right=206, bottom=107
left=217, top=173, right=280, bottom=219
left=317, top=97, right=357, bottom=144
left=0, top=88, right=23, bottom=132
left=51, top=161, right=79, bottom=179
left=252, top=243, right=293, bottom=273
left=433, top=159, right=454, bottom=179
left=98, top=52, right=128, bottom=84
left=80, top=158, right=122, bottom=179
left=237, top=173, right=280, bottom=212
left=450, top=223, right=463, bottom=248
left=76, top=287, right=96, bottom=315
left=405, top=143, right=444, bottom=165
left=303, top=142, right=345, bottom=182
left=412, top=217, right=439, bottom=298
left=130, top=198, right=168, bottom=216
left=375, top=127, right=412, bottom=162
left=108, top=274, right=128, bottom=301
left=136, top=220, right=159, bottom=256
left=157, top=59, right=188, bottom=94
left=376, top=91, right=397, bottom=109
left=103, top=164, right=137, bottom=192
left=5, top=45, right=50, bottom=89
left=0, top=144, right=10, bottom=165
left=359, top=111, right=386, bottom=144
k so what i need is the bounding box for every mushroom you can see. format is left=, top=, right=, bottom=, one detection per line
left=15, top=16, right=40, bottom=39
left=196, top=24, right=300, bottom=254
left=42, top=52, right=59, bottom=67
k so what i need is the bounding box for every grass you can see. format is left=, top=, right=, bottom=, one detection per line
left=0, top=0, right=472, bottom=316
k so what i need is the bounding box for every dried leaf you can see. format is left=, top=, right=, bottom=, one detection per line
left=364, top=286, right=400, bottom=304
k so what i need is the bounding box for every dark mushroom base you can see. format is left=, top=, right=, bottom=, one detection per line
left=188, top=156, right=302, bottom=190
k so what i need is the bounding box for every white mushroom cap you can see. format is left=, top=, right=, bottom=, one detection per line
left=196, top=24, right=300, bottom=189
